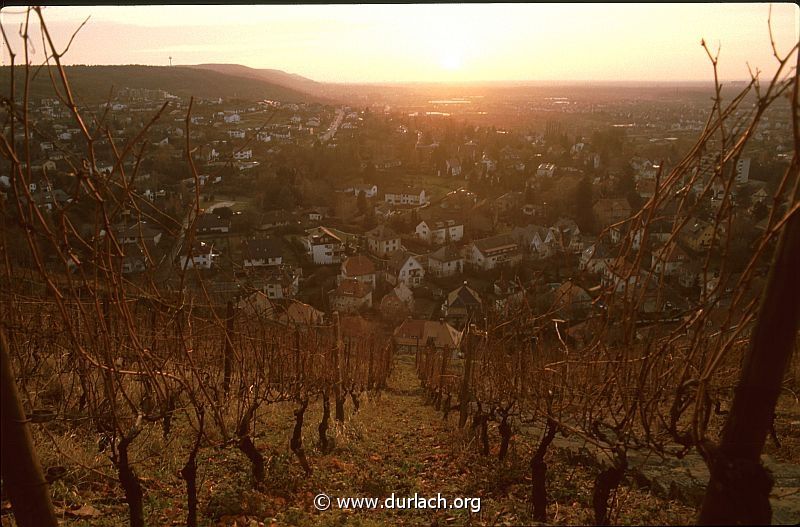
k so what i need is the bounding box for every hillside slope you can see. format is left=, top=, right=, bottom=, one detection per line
left=1, top=65, right=331, bottom=104
left=188, top=63, right=325, bottom=97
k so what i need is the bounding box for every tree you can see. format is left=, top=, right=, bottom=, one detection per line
left=751, top=201, right=768, bottom=222
left=616, top=165, right=636, bottom=195
left=1, top=330, right=58, bottom=527
left=361, top=162, right=376, bottom=183
left=699, top=185, right=800, bottom=524
left=356, top=190, right=367, bottom=215
left=574, top=176, right=595, bottom=232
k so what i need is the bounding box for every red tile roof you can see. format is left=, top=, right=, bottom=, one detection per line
left=342, top=255, right=376, bottom=277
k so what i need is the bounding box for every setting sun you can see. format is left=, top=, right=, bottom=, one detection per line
left=439, top=49, right=464, bottom=71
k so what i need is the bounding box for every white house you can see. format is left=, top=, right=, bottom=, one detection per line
left=384, top=186, right=428, bottom=206
left=351, top=184, right=378, bottom=199
left=224, top=113, right=241, bottom=123
left=388, top=252, right=425, bottom=288
left=366, top=224, right=402, bottom=257
left=178, top=241, right=215, bottom=270
left=228, top=129, right=246, bottom=139
left=262, top=267, right=299, bottom=299
left=233, top=149, right=253, bottom=160
left=415, top=219, right=464, bottom=246
left=303, top=227, right=344, bottom=265
left=427, top=245, right=464, bottom=277
left=465, top=234, right=522, bottom=271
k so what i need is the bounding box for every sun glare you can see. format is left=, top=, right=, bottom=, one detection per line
left=439, top=50, right=463, bottom=71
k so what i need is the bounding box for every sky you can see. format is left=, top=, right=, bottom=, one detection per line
left=1, top=3, right=798, bottom=84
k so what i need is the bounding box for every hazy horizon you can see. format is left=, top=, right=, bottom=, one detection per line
left=1, top=3, right=798, bottom=84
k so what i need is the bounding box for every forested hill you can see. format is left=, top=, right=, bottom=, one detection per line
left=187, top=63, right=326, bottom=97
left=1, top=65, right=333, bottom=104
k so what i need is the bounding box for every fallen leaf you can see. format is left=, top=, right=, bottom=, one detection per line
left=66, top=504, right=102, bottom=518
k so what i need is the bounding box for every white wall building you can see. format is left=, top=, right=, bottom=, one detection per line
left=415, top=219, right=464, bottom=246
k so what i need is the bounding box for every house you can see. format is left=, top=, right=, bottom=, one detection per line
left=580, top=243, right=616, bottom=275
left=734, top=157, right=751, bottom=184
left=465, top=234, right=522, bottom=271
left=446, top=158, right=462, bottom=177
left=511, top=224, right=552, bottom=260
left=339, top=255, right=377, bottom=289
left=492, top=192, right=523, bottom=215
left=680, top=218, right=720, bottom=252
left=228, top=129, right=245, bottom=139
left=552, top=281, right=592, bottom=320
left=258, top=210, right=295, bottom=230
left=112, top=222, right=162, bottom=246
left=536, top=163, right=556, bottom=178
left=350, top=184, right=378, bottom=199
left=601, top=258, right=640, bottom=292
left=619, top=272, right=688, bottom=314
left=751, top=185, right=769, bottom=204
left=414, top=218, right=464, bottom=246
left=119, top=243, right=153, bottom=274
left=480, top=154, right=497, bottom=173
left=242, top=238, right=283, bottom=268
left=549, top=217, right=583, bottom=254
left=427, top=245, right=464, bottom=278
left=366, top=225, right=402, bottom=257
left=196, top=213, right=230, bottom=234
left=262, top=266, right=299, bottom=299
left=651, top=243, right=688, bottom=276
left=223, top=113, right=241, bottom=123
left=303, top=227, right=344, bottom=265
left=388, top=252, right=425, bottom=288
left=493, top=279, right=525, bottom=310
left=610, top=219, right=644, bottom=250
left=379, top=282, right=414, bottom=320
left=29, top=189, right=71, bottom=211
left=373, top=202, right=394, bottom=220
left=392, top=318, right=462, bottom=354
left=593, top=198, right=632, bottom=228
left=636, top=179, right=658, bottom=200
left=384, top=186, right=428, bottom=206
left=279, top=300, right=325, bottom=326
left=329, top=279, right=373, bottom=314
left=443, top=282, right=483, bottom=326
left=177, top=240, right=215, bottom=270
left=233, top=149, right=253, bottom=161
left=678, top=260, right=709, bottom=289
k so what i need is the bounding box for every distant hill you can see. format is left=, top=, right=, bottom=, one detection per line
left=0, top=65, right=333, bottom=105
left=188, top=63, right=326, bottom=97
